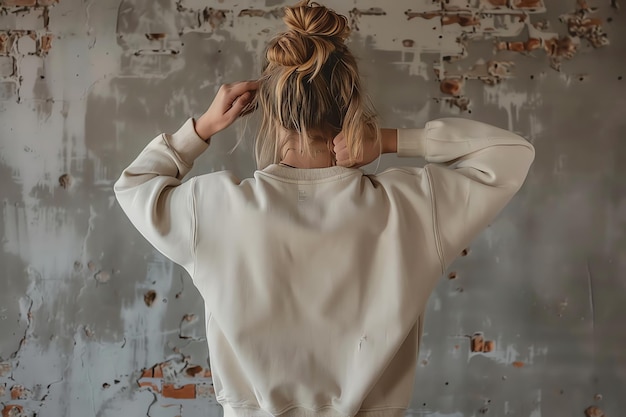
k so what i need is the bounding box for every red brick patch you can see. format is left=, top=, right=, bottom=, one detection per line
left=162, top=383, right=196, bottom=399
left=2, top=405, right=24, bottom=417
left=2, top=0, right=36, bottom=6
left=39, top=34, right=53, bottom=54
left=138, top=380, right=160, bottom=392
left=0, top=33, right=12, bottom=55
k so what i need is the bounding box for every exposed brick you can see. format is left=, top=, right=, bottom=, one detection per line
left=138, top=380, right=160, bottom=392
left=585, top=406, right=605, bottom=417
left=0, top=33, right=13, bottom=56
left=141, top=363, right=164, bottom=378
left=0, top=56, right=15, bottom=77
left=162, top=383, right=195, bottom=399
left=145, top=33, right=166, bottom=41
left=470, top=334, right=497, bottom=353
left=482, top=340, right=495, bottom=353
left=512, top=0, right=544, bottom=9
left=153, top=364, right=163, bottom=378
left=526, top=38, right=542, bottom=51
left=10, top=385, right=30, bottom=400
left=144, top=290, right=157, bottom=307
left=440, top=78, right=463, bottom=96
left=0, top=383, right=5, bottom=396
left=483, top=0, right=507, bottom=6
left=185, top=365, right=203, bottom=377
left=38, top=34, right=52, bottom=54
left=201, top=8, right=228, bottom=30
left=1, top=404, right=24, bottom=417
left=442, top=14, right=480, bottom=27
left=470, top=334, right=484, bottom=352
left=2, top=0, right=37, bottom=6
left=496, top=38, right=542, bottom=53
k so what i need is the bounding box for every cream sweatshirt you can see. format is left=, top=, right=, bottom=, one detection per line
left=114, top=117, right=534, bottom=417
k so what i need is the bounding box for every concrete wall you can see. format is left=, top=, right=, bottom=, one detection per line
left=1, top=0, right=624, bottom=416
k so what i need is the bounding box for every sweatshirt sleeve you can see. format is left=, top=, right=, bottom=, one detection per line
left=397, top=118, right=535, bottom=272
left=113, top=118, right=210, bottom=272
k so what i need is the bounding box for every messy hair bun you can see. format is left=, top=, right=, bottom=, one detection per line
left=266, top=1, right=350, bottom=76
left=254, top=0, right=380, bottom=169
left=283, top=1, right=350, bottom=40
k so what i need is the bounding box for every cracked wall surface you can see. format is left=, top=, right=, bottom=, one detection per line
left=0, top=0, right=625, bottom=416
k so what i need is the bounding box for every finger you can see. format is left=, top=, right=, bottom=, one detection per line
left=239, top=99, right=257, bottom=117
left=226, top=81, right=260, bottom=99
left=227, top=86, right=258, bottom=110
left=226, top=91, right=253, bottom=118
left=332, top=132, right=345, bottom=146
left=335, top=148, right=350, bottom=164
left=334, top=142, right=347, bottom=153
left=333, top=143, right=347, bottom=159
left=336, top=158, right=354, bottom=168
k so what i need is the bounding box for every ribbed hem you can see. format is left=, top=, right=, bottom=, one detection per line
left=167, top=118, right=210, bottom=165
left=397, top=128, right=426, bottom=158
left=222, top=404, right=407, bottom=417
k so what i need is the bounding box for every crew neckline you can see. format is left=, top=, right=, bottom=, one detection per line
left=259, top=164, right=359, bottom=182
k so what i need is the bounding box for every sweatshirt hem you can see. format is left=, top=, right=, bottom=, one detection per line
left=221, top=404, right=407, bottom=417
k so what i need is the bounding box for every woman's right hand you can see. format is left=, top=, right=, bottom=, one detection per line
left=333, top=129, right=397, bottom=168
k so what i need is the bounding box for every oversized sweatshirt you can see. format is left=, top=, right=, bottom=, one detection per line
left=114, top=117, right=534, bottom=417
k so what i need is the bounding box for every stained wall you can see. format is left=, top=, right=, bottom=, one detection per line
left=0, top=0, right=625, bottom=416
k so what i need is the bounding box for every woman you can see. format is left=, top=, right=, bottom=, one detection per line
left=114, top=1, right=535, bottom=416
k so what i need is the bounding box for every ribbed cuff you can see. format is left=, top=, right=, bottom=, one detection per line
left=167, top=118, right=210, bottom=165
left=397, top=128, right=426, bottom=158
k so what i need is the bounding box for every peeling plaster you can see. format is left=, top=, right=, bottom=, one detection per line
left=400, top=0, right=611, bottom=110
left=1, top=0, right=625, bottom=415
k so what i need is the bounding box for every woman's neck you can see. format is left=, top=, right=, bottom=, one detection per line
left=279, top=133, right=335, bottom=168
left=280, top=147, right=335, bottom=169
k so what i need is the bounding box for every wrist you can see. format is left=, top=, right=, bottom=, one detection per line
left=381, top=128, right=398, bottom=154
left=193, top=116, right=214, bottom=142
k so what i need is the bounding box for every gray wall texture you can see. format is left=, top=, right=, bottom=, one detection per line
left=1, top=0, right=625, bottom=416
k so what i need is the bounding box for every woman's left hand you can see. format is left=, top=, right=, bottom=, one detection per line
left=194, top=81, right=259, bottom=141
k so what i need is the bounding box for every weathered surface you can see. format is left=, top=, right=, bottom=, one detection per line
left=0, top=0, right=624, bottom=415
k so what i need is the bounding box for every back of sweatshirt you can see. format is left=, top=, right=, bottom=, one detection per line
left=114, top=117, right=534, bottom=417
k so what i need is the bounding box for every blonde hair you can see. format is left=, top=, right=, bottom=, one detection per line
left=248, top=0, right=380, bottom=170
